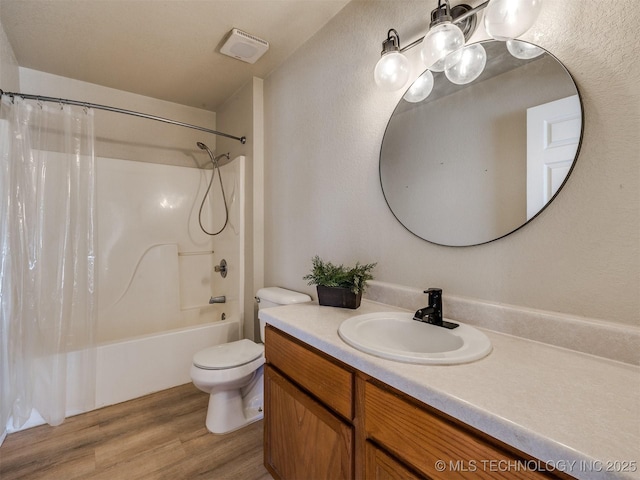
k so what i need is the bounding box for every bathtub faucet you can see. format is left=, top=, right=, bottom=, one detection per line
left=209, top=295, right=226, bottom=304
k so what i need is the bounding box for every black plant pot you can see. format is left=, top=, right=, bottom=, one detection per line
left=316, top=285, right=362, bottom=309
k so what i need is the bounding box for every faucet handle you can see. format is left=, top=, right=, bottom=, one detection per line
left=424, top=288, right=442, bottom=306
left=214, top=259, right=228, bottom=278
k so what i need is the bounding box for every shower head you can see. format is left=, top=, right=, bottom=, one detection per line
left=195, top=141, right=231, bottom=167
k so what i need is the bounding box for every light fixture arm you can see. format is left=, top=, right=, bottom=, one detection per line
left=431, top=0, right=454, bottom=27
left=381, top=28, right=402, bottom=55
left=399, top=1, right=489, bottom=54
left=452, top=0, right=489, bottom=25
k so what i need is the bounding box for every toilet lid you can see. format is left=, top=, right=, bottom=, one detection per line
left=193, top=339, right=264, bottom=370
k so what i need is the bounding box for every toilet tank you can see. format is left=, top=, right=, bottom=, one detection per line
left=255, top=287, right=311, bottom=341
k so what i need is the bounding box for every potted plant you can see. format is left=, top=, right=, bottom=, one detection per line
left=303, top=255, right=376, bottom=309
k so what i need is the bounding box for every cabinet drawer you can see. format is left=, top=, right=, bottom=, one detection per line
left=364, top=380, right=556, bottom=479
left=265, top=326, right=353, bottom=419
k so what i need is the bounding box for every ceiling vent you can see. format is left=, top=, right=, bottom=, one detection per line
left=220, top=28, right=269, bottom=64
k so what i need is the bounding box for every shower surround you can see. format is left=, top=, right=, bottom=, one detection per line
left=96, top=156, right=243, bottom=342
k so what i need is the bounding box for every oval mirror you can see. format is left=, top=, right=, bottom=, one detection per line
left=380, top=40, right=583, bottom=247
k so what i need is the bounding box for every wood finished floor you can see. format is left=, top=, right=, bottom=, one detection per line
left=0, top=383, right=272, bottom=480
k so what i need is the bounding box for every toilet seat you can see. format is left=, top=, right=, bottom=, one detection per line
left=193, top=339, right=264, bottom=370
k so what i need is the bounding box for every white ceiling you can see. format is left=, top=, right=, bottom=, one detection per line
left=0, top=0, right=351, bottom=111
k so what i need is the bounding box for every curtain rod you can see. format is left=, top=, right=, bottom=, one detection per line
left=0, top=89, right=247, bottom=145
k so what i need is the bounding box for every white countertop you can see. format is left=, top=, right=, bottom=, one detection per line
left=259, top=300, right=640, bottom=480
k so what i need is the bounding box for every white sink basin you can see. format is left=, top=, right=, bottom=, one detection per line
left=338, top=312, right=492, bottom=365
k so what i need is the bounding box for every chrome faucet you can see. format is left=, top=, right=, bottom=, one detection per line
left=214, top=259, right=227, bottom=278
left=413, top=288, right=459, bottom=329
left=209, top=295, right=226, bottom=304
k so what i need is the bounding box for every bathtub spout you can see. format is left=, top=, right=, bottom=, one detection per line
left=209, top=296, right=226, bottom=304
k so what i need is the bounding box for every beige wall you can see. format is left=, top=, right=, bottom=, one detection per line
left=217, top=78, right=265, bottom=340
left=264, top=0, right=640, bottom=326
left=0, top=12, right=19, bottom=90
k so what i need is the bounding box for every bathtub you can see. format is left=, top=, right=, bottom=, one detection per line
left=95, top=315, right=241, bottom=408
left=9, top=314, right=240, bottom=434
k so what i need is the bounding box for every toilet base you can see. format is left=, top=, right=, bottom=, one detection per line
left=205, top=391, right=263, bottom=434
left=204, top=366, right=264, bottom=435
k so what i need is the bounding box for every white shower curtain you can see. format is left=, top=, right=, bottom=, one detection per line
left=0, top=95, right=97, bottom=444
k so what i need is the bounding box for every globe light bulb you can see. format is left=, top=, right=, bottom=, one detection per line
left=484, top=0, right=544, bottom=41
left=420, top=22, right=465, bottom=70
left=506, top=39, right=544, bottom=59
left=445, top=43, right=487, bottom=85
left=429, top=57, right=447, bottom=73
left=403, top=70, right=435, bottom=103
left=374, top=51, right=411, bottom=91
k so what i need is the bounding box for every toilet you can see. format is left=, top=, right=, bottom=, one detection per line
left=190, top=287, right=311, bottom=434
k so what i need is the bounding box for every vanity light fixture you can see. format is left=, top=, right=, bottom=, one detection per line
left=403, top=70, right=435, bottom=103
left=420, top=0, right=466, bottom=72
left=444, top=42, right=487, bottom=85
left=374, top=29, right=411, bottom=91
left=506, top=39, right=544, bottom=59
left=483, top=0, right=543, bottom=41
left=376, top=0, right=543, bottom=94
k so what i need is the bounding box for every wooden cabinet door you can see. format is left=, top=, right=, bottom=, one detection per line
left=365, top=441, right=423, bottom=480
left=265, top=365, right=353, bottom=480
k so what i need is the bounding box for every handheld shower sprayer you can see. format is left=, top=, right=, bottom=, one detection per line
left=196, top=141, right=230, bottom=236
left=197, top=142, right=230, bottom=166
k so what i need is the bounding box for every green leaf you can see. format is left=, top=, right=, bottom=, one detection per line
left=303, top=255, right=377, bottom=294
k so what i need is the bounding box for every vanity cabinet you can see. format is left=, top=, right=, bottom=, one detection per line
left=264, top=326, right=354, bottom=480
left=265, top=325, right=572, bottom=480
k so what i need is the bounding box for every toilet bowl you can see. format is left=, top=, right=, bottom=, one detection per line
left=190, top=339, right=265, bottom=434
left=190, top=287, right=311, bottom=434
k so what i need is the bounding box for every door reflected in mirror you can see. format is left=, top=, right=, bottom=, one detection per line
left=380, top=40, right=583, bottom=247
